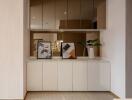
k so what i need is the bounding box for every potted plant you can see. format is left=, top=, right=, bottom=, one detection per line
left=77, top=39, right=101, bottom=58
left=86, top=39, right=101, bottom=58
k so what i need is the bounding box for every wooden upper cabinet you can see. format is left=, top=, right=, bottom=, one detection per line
left=96, top=0, right=106, bottom=29
left=30, top=0, right=106, bottom=30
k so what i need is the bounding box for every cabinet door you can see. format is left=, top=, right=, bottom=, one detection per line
left=67, top=0, right=81, bottom=29
left=30, top=0, right=43, bottom=29
left=81, top=0, right=94, bottom=29
left=73, top=61, right=88, bottom=91
left=58, top=61, right=73, bottom=91
left=56, top=0, right=67, bottom=29
left=88, top=61, right=110, bottom=91
left=43, top=0, right=56, bottom=29
left=27, top=61, right=43, bottom=91
left=43, top=61, right=58, bottom=91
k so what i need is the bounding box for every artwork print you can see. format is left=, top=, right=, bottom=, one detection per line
left=37, top=41, right=52, bottom=59
left=62, top=43, right=76, bottom=59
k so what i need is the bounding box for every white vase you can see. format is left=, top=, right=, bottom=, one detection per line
left=87, top=47, right=95, bottom=58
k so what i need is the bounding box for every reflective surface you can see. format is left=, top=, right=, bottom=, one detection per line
left=30, top=0, right=106, bottom=29
left=25, top=92, right=118, bottom=100
left=31, top=32, right=88, bottom=57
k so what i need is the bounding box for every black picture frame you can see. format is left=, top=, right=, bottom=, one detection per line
left=37, top=41, right=52, bottom=59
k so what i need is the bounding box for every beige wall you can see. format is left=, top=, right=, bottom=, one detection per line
left=100, top=0, right=126, bottom=99
left=23, top=0, right=30, bottom=98
left=0, top=0, right=29, bottom=99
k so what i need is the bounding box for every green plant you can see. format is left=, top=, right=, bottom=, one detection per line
left=77, top=39, right=101, bottom=56
left=87, top=39, right=101, bottom=47
left=77, top=39, right=101, bottom=48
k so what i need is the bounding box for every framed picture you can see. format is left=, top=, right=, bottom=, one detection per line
left=61, top=42, right=76, bottom=59
left=33, top=39, right=43, bottom=57
left=37, top=41, right=52, bottom=59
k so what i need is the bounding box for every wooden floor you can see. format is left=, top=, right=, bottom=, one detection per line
left=25, top=92, right=118, bottom=100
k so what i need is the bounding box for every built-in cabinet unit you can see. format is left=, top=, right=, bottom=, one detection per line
left=30, top=0, right=106, bottom=30
left=27, top=58, right=110, bottom=91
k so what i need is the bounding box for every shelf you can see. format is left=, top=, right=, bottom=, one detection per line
left=30, top=29, right=105, bottom=33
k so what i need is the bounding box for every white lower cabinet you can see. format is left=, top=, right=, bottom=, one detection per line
left=58, top=61, right=73, bottom=91
left=73, top=61, right=88, bottom=91
left=27, top=61, right=43, bottom=91
left=88, top=61, right=110, bottom=91
left=43, top=61, right=58, bottom=91
left=27, top=59, right=110, bottom=91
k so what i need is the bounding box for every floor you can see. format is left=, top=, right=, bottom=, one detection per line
left=25, top=92, right=118, bottom=100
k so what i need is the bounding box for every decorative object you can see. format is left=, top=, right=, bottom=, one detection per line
left=86, top=39, right=101, bottom=58
left=87, top=47, right=95, bottom=58
left=37, top=41, right=52, bottom=59
left=33, top=39, right=43, bottom=57
left=61, top=43, right=76, bottom=59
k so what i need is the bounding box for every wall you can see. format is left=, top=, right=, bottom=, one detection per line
left=23, top=0, right=30, bottom=98
left=126, top=0, right=132, bottom=98
left=100, top=0, right=126, bottom=99
left=0, top=0, right=29, bottom=99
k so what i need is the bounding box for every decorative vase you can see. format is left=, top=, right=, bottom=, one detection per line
left=87, top=47, right=95, bottom=58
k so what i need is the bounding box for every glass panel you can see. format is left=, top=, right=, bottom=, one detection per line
left=30, top=0, right=106, bottom=30
left=67, top=0, right=81, bottom=29
left=43, top=0, right=56, bottom=29
left=56, top=0, right=68, bottom=29
left=81, top=0, right=95, bottom=29
left=30, top=0, right=43, bottom=29
left=31, top=33, right=87, bottom=56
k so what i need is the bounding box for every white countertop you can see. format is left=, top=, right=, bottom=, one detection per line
left=28, top=56, right=109, bottom=62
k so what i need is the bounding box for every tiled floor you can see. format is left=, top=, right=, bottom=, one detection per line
left=25, top=92, right=118, bottom=100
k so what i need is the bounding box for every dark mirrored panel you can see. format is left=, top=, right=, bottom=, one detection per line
left=30, top=0, right=106, bottom=30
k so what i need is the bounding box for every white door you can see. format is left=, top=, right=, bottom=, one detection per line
left=58, top=61, right=73, bottom=91
left=43, top=60, right=58, bottom=91
left=88, top=61, right=110, bottom=91
left=73, top=61, right=88, bottom=91
left=27, top=61, right=43, bottom=91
